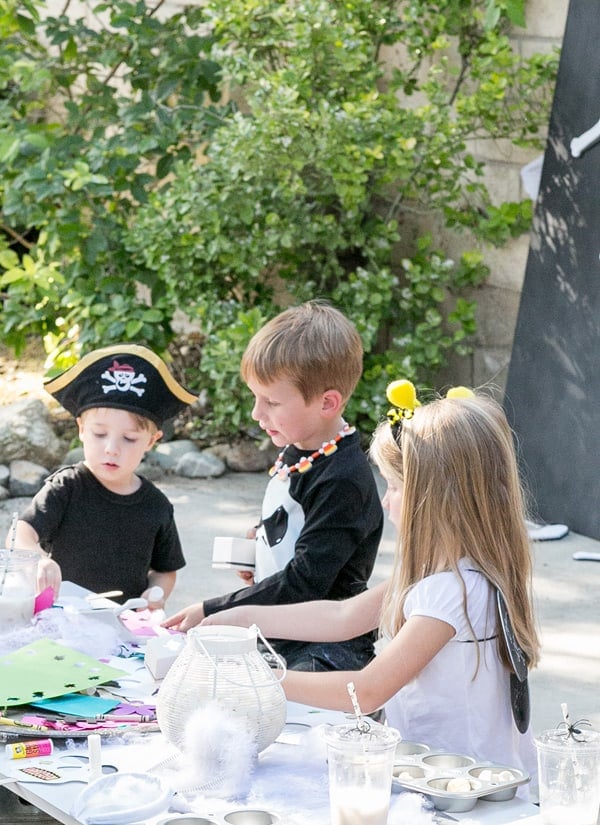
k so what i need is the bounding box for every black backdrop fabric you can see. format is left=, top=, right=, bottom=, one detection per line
left=504, top=0, right=600, bottom=539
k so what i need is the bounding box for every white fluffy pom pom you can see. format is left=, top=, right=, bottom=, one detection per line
left=177, top=701, right=258, bottom=799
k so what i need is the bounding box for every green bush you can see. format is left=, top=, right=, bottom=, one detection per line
left=0, top=0, right=227, bottom=367
left=0, top=0, right=558, bottom=439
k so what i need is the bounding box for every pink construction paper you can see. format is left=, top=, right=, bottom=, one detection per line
left=34, top=587, right=54, bottom=614
left=119, top=609, right=175, bottom=637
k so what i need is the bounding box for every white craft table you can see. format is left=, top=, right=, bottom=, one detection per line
left=0, top=702, right=541, bottom=825
left=0, top=583, right=541, bottom=824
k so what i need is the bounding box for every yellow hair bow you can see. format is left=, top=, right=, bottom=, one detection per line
left=446, top=386, right=475, bottom=399
left=386, top=379, right=420, bottom=426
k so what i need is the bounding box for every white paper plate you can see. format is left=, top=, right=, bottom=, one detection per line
left=71, top=772, right=173, bottom=824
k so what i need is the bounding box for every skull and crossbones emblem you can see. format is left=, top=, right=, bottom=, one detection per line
left=101, top=360, right=147, bottom=397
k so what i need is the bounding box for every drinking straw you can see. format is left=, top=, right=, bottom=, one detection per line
left=0, top=511, right=18, bottom=596
left=561, top=702, right=583, bottom=790
left=347, top=681, right=370, bottom=733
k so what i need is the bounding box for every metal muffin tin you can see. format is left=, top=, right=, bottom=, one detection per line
left=392, top=741, right=530, bottom=813
left=156, top=811, right=279, bottom=825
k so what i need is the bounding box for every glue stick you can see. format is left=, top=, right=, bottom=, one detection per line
left=87, top=733, right=102, bottom=781
left=5, top=739, right=53, bottom=759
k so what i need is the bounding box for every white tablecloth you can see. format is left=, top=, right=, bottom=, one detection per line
left=0, top=703, right=541, bottom=825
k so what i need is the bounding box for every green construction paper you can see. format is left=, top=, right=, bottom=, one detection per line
left=0, top=639, right=126, bottom=707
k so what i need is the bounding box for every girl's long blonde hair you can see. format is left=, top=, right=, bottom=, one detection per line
left=370, top=392, right=539, bottom=671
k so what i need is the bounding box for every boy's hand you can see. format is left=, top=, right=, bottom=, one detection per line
left=237, top=523, right=258, bottom=583
left=236, top=570, right=255, bottom=584
left=161, top=602, right=205, bottom=632
left=37, top=557, right=62, bottom=601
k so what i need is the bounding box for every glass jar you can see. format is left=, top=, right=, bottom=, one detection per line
left=0, top=549, right=38, bottom=629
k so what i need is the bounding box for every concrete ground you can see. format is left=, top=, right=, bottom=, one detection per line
left=1, top=469, right=599, bottom=737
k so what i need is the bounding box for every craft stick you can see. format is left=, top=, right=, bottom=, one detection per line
left=86, top=590, right=124, bottom=601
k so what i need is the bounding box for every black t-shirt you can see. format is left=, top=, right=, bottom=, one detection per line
left=21, top=462, right=185, bottom=601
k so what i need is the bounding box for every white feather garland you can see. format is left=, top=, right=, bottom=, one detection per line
left=173, top=702, right=258, bottom=799
left=0, top=607, right=121, bottom=657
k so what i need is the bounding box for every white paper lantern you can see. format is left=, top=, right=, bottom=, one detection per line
left=156, top=625, right=286, bottom=753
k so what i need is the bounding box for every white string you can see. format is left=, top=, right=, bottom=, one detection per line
left=0, top=511, right=18, bottom=596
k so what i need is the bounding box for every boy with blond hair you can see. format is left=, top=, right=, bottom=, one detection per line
left=164, top=301, right=383, bottom=671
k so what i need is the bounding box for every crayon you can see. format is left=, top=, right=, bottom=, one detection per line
left=0, top=717, right=49, bottom=732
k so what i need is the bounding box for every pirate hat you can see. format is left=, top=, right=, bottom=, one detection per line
left=44, top=344, right=198, bottom=427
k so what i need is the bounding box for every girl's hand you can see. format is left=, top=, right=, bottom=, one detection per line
left=201, top=606, right=251, bottom=627
left=161, top=602, right=205, bottom=632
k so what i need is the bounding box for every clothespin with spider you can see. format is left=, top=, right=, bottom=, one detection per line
left=557, top=703, right=592, bottom=742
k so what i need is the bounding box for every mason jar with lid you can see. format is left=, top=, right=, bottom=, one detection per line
left=0, top=549, right=39, bottom=628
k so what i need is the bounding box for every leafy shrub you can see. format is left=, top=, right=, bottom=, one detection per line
left=0, top=0, right=558, bottom=438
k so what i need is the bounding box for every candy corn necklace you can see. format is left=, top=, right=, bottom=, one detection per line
left=269, top=423, right=356, bottom=480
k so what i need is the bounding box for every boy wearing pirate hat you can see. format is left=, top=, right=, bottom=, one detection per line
left=9, top=344, right=197, bottom=608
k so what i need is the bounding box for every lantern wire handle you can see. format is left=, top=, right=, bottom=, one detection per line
left=255, top=625, right=287, bottom=682
left=194, top=625, right=287, bottom=688
left=347, top=681, right=370, bottom=733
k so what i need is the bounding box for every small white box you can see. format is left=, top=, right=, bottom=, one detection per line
left=144, top=634, right=185, bottom=680
left=212, top=537, right=256, bottom=572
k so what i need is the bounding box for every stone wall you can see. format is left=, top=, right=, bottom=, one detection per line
left=434, top=0, right=569, bottom=392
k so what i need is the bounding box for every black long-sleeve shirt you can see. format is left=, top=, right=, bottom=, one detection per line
left=204, top=432, right=383, bottom=666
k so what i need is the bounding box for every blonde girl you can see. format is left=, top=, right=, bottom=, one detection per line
left=201, top=382, right=540, bottom=785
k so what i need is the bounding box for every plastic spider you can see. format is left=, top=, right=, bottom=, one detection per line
left=556, top=717, right=593, bottom=742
